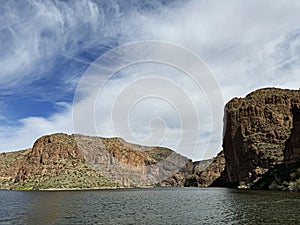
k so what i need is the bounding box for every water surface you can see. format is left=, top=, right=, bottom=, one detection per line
left=0, top=187, right=299, bottom=224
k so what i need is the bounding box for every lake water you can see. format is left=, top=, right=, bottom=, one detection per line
left=0, top=187, right=299, bottom=225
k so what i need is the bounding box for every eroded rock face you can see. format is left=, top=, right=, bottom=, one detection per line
left=284, top=105, right=300, bottom=163
left=158, top=160, right=193, bottom=187
left=1, top=133, right=191, bottom=189
left=16, top=133, right=85, bottom=182
left=184, top=151, right=226, bottom=187
left=0, top=149, right=31, bottom=189
left=74, top=134, right=190, bottom=187
left=223, top=88, right=300, bottom=187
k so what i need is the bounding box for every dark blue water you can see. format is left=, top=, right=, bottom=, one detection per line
left=0, top=187, right=299, bottom=225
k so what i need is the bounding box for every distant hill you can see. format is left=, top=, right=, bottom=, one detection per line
left=184, top=151, right=226, bottom=187
left=192, top=159, right=213, bottom=171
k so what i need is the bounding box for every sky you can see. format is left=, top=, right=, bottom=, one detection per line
left=1, top=0, right=300, bottom=160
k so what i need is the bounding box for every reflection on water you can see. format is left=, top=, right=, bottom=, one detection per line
left=0, top=188, right=299, bottom=225
left=228, top=189, right=300, bottom=224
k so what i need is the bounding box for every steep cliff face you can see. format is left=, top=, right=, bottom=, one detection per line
left=0, top=149, right=31, bottom=189
left=14, top=134, right=115, bottom=190
left=252, top=105, right=300, bottom=191
left=184, top=151, right=226, bottom=187
left=158, top=160, right=193, bottom=187
left=16, top=133, right=85, bottom=182
left=0, top=133, right=191, bottom=190
left=284, top=105, right=300, bottom=163
left=75, top=134, right=190, bottom=187
left=223, top=88, right=300, bottom=187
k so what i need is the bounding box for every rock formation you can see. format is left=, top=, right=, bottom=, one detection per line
left=223, top=88, right=300, bottom=188
left=0, top=149, right=31, bottom=189
left=74, top=134, right=191, bottom=187
left=252, top=103, right=300, bottom=191
left=158, top=160, right=193, bottom=187
left=0, top=133, right=191, bottom=190
left=184, top=151, right=226, bottom=187
left=192, top=159, right=213, bottom=172
left=16, top=133, right=85, bottom=182
left=185, top=151, right=225, bottom=187
left=284, top=105, right=300, bottom=163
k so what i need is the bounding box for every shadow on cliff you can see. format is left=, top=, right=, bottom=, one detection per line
left=209, top=168, right=231, bottom=187
left=251, top=161, right=300, bottom=191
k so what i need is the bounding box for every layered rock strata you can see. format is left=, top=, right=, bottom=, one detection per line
left=223, top=88, right=300, bottom=187
left=0, top=133, right=191, bottom=190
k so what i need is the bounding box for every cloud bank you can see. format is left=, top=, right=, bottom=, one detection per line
left=1, top=0, right=300, bottom=160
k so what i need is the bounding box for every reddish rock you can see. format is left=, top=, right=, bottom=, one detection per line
left=0, top=149, right=31, bottom=188
left=74, top=134, right=190, bottom=187
left=0, top=133, right=191, bottom=189
left=16, top=133, right=84, bottom=182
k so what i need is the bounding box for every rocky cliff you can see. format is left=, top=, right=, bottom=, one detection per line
left=74, top=134, right=191, bottom=187
left=284, top=105, right=300, bottom=163
left=223, top=88, right=300, bottom=188
left=184, top=151, right=226, bottom=187
left=16, top=134, right=85, bottom=182
left=0, top=149, right=31, bottom=189
left=252, top=103, right=300, bottom=191
left=192, top=159, right=213, bottom=172
left=0, top=133, right=191, bottom=190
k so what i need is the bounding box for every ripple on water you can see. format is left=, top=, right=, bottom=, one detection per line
left=0, top=188, right=299, bottom=225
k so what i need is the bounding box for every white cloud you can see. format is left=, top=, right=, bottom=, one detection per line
left=0, top=107, right=73, bottom=152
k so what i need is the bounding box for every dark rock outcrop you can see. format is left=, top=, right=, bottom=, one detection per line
left=223, top=88, right=300, bottom=188
left=284, top=105, right=300, bottom=163
left=251, top=161, right=300, bottom=191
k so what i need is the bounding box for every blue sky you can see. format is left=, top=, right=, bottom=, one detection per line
left=1, top=0, right=300, bottom=160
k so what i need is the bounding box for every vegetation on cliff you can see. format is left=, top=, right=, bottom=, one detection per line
left=0, top=133, right=191, bottom=190
left=184, top=151, right=226, bottom=187
left=223, top=88, right=300, bottom=188
left=252, top=161, right=300, bottom=191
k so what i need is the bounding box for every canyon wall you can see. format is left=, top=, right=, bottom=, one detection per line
left=0, top=133, right=191, bottom=190
left=284, top=105, right=300, bottom=163
left=223, top=88, right=300, bottom=187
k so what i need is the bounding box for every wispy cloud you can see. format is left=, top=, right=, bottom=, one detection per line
left=0, top=0, right=135, bottom=89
